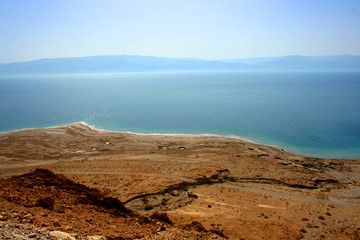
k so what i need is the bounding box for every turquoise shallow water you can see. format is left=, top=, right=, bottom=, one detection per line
left=0, top=71, right=359, bottom=159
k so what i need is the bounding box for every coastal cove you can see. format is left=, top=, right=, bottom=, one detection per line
left=1, top=71, right=360, bottom=159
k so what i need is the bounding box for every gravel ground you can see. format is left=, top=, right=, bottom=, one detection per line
left=0, top=222, right=52, bottom=240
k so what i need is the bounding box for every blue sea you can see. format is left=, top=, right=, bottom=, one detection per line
left=0, top=71, right=359, bottom=159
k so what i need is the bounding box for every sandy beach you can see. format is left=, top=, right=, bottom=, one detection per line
left=0, top=123, right=359, bottom=239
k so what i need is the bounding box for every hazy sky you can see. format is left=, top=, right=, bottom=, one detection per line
left=1, top=0, right=360, bottom=62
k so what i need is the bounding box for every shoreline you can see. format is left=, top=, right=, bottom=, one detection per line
left=1, top=120, right=359, bottom=239
left=1, top=121, right=359, bottom=160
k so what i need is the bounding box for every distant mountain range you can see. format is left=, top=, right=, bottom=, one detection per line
left=222, top=55, right=360, bottom=70
left=1, top=55, right=360, bottom=74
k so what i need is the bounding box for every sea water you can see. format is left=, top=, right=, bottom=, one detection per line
left=0, top=71, right=359, bottom=159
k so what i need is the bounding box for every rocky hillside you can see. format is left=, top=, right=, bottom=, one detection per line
left=0, top=169, right=225, bottom=239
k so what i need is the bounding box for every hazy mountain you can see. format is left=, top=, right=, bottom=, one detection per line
left=0, top=55, right=246, bottom=74
left=0, top=55, right=359, bottom=74
left=224, top=55, right=360, bottom=70
left=221, top=57, right=281, bottom=65
left=255, top=55, right=360, bottom=70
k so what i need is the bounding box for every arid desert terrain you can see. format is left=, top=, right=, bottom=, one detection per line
left=0, top=123, right=359, bottom=239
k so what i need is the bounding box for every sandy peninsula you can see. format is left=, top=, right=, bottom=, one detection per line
left=0, top=123, right=359, bottom=239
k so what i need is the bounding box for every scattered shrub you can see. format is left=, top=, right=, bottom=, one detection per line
left=144, top=204, right=153, bottom=211
left=177, top=185, right=188, bottom=191
left=161, top=198, right=168, bottom=206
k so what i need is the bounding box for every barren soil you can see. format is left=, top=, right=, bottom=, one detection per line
left=0, top=123, right=359, bottom=239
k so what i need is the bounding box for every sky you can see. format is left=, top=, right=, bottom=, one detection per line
left=0, top=0, right=360, bottom=63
